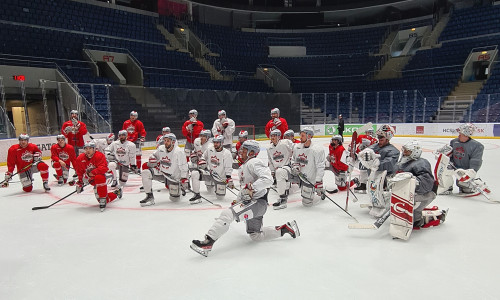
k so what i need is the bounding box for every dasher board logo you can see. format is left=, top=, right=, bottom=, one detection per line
left=416, top=126, right=424, bottom=134
left=325, top=124, right=376, bottom=136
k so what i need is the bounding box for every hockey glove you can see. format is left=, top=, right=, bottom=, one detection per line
left=139, top=136, right=145, bottom=143
left=455, top=168, right=476, bottom=183
left=291, top=163, right=301, bottom=176
left=198, top=159, right=207, bottom=170
left=273, top=118, right=282, bottom=127
left=226, top=177, right=235, bottom=189
left=190, top=152, right=199, bottom=164
left=326, top=155, right=333, bottom=162
left=434, top=144, right=453, bottom=159
left=33, top=152, right=42, bottom=163
left=314, top=181, right=324, bottom=196
left=76, top=181, right=84, bottom=194
left=180, top=178, right=189, bottom=190
left=4, top=171, right=12, bottom=182
left=186, top=124, right=194, bottom=132
left=189, top=117, right=197, bottom=124
left=240, top=183, right=254, bottom=203
left=222, top=121, right=229, bottom=128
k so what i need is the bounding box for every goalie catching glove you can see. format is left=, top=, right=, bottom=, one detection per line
left=433, top=144, right=453, bottom=159
left=357, top=148, right=380, bottom=170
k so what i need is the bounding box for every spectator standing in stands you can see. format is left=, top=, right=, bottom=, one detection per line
left=338, top=114, right=345, bottom=139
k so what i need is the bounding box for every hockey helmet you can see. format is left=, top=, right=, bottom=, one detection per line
left=241, top=140, right=260, bottom=155
left=365, top=128, right=374, bottom=135
left=402, top=140, right=422, bottom=160
left=189, top=109, right=198, bottom=117
left=70, top=110, right=79, bottom=115
left=238, top=130, right=248, bottom=138
left=458, top=123, right=476, bottom=137
left=270, top=107, right=280, bottom=117
left=376, top=124, right=395, bottom=140
left=213, top=135, right=224, bottom=143
left=218, top=110, right=226, bottom=116
left=331, top=135, right=343, bottom=143
left=56, top=134, right=66, bottom=141
left=284, top=130, right=294, bottom=139
left=107, top=133, right=115, bottom=142
left=200, top=129, right=211, bottom=138
left=270, top=129, right=282, bottom=137
left=18, top=133, right=30, bottom=141
left=300, top=127, right=314, bottom=138
left=130, top=111, right=138, bottom=117
left=164, top=133, right=177, bottom=142
left=162, top=127, right=171, bottom=133
left=84, top=140, right=96, bottom=148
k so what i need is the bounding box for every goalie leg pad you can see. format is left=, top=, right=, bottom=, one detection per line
left=275, top=167, right=290, bottom=196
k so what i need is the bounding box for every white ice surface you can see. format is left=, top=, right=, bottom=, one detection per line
left=1, top=137, right=500, bottom=300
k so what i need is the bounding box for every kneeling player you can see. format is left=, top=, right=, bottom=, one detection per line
left=267, top=129, right=294, bottom=210
left=75, top=141, right=122, bottom=212
left=326, top=135, right=358, bottom=193
left=4, top=134, right=50, bottom=192
left=232, top=130, right=248, bottom=169
left=189, top=130, right=212, bottom=203
left=51, top=134, right=76, bottom=185
left=140, top=133, right=189, bottom=206
left=190, top=140, right=299, bottom=257
left=107, top=130, right=137, bottom=188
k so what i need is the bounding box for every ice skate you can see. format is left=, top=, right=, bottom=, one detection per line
left=272, top=197, right=287, bottom=210
left=190, top=235, right=215, bottom=257
left=114, top=188, right=123, bottom=200
left=57, top=177, right=64, bottom=186
left=189, top=193, right=202, bottom=204
left=277, top=220, right=300, bottom=238
left=354, top=183, right=367, bottom=193
left=140, top=193, right=155, bottom=206
left=43, top=181, right=51, bottom=192
left=99, top=197, right=107, bottom=212
left=111, top=180, right=118, bottom=188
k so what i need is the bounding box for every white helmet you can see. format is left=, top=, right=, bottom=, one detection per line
left=118, top=130, right=128, bottom=137
left=200, top=129, right=211, bottom=138
left=56, top=134, right=66, bottom=141
left=162, top=127, right=171, bottom=133
left=270, top=129, right=281, bottom=137
left=107, top=133, right=115, bottom=143
left=84, top=140, right=96, bottom=148
left=284, top=130, right=294, bottom=139
left=213, top=135, right=224, bottom=143
left=242, top=140, right=260, bottom=155
left=18, top=133, right=30, bottom=141
left=270, top=108, right=280, bottom=116
left=300, top=127, right=314, bottom=138
left=402, top=140, right=422, bottom=160
left=189, top=109, right=198, bottom=117
left=218, top=110, right=226, bottom=116
left=130, top=111, right=138, bottom=117
left=365, top=128, right=374, bottom=136
left=164, top=133, right=177, bottom=142
left=238, top=130, right=248, bottom=138
left=70, top=110, right=79, bottom=115
left=376, top=124, right=395, bottom=140
left=331, top=135, right=343, bottom=143
left=458, top=123, right=476, bottom=137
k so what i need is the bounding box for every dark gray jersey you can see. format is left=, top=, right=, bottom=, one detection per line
left=450, top=138, right=484, bottom=171
left=370, top=143, right=400, bottom=175
left=396, top=157, right=435, bottom=194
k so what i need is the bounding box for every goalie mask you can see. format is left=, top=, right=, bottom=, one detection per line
left=400, top=140, right=422, bottom=164
left=458, top=123, right=476, bottom=137
left=376, top=124, right=395, bottom=140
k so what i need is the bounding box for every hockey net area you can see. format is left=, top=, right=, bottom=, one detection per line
left=233, top=125, right=255, bottom=142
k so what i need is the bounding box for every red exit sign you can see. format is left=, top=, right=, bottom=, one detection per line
left=13, top=75, right=25, bottom=81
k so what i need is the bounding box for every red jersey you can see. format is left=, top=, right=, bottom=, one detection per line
left=75, top=151, right=109, bottom=182
left=62, top=120, right=88, bottom=147
left=51, top=143, right=76, bottom=167
left=292, top=138, right=300, bottom=144
left=356, top=134, right=377, bottom=154
left=328, top=144, right=348, bottom=172
left=7, top=143, right=42, bottom=173
left=265, top=117, right=288, bottom=138
left=122, top=119, right=146, bottom=143
left=182, top=119, right=204, bottom=143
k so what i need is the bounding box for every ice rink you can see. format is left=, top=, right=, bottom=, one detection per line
left=1, top=136, right=499, bottom=300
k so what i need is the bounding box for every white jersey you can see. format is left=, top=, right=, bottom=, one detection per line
left=267, top=139, right=293, bottom=171
left=151, top=145, right=188, bottom=181
left=107, top=140, right=136, bottom=166
left=211, top=117, right=235, bottom=146
left=93, top=138, right=109, bottom=154
left=292, top=141, right=325, bottom=183
left=193, top=137, right=212, bottom=158
left=238, top=156, right=273, bottom=200
left=202, top=145, right=233, bottom=179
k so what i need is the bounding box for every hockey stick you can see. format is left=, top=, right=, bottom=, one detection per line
left=32, top=184, right=87, bottom=210
left=161, top=171, right=187, bottom=196
left=298, top=173, right=359, bottom=222
left=1, top=162, right=34, bottom=187
left=348, top=209, right=390, bottom=229
left=187, top=188, right=222, bottom=208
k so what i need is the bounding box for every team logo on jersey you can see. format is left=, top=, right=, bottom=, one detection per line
left=453, top=146, right=465, bottom=160
left=210, top=155, right=220, bottom=167
left=116, top=146, right=127, bottom=156
left=273, top=151, right=284, bottom=163
left=296, top=153, right=308, bottom=166
left=161, top=156, right=172, bottom=168
left=21, top=150, right=34, bottom=162
left=127, top=125, right=135, bottom=134
left=59, top=151, right=70, bottom=161
left=86, top=163, right=96, bottom=174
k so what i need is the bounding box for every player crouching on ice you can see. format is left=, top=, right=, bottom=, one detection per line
left=140, top=133, right=189, bottom=206
left=107, top=130, right=137, bottom=188
left=3, top=134, right=50, bottom=191
left=388, top=141, right=447, bottom=240
left=75, top=141, right=122, bottom=212
left=190, top=140, right=299, bottom=257
left=434, top=123, right=490, bottom=197
left=267, top=129, right=295, bottom=210
left=326, top=135, right=359, bottom=193
left=51, top=134, right=76, bottom=186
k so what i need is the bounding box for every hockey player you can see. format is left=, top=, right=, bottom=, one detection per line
left=284, top=129, right=300, bottom=144
left=51, top=134, right=76, bottom=185
left=358, top=124, right=400, bottom=217
left=194, top=135, right=233, bottom=203
left=74, top=141, right=122, bottom=212
left=156, top=127, right=170, bottom=148
left=291, top=127, right=326, bottom=207
left=189, top=130, right=212, bottom=203
left=267, top=129, right=294, bottom=210
left=393, top=140, right=445, bottom=229
left=265, top=108, right=289, bottom=138
left=434, top=123, right=488, bottom=195
left=190, top=140, right=300, bottom=257
left=61, top=110, right=88, bottom=156
left=122, top=111, right=146, bottom=171
left=107, top=130, right=137, bottom=188
left=233, top=130, right=248, bottom=169
left=211, top=110, right=235, bottom=150
left=182, top=109, right=204, bottom=161
left=327, top=135, right=358, bottom=193
left=93, top=133, right=115, bottom=154
left=3, top=134, right=50, bottom=192
left=140, top=133, right=189, bottom=206
left=354, top=128, right=378, bottom=193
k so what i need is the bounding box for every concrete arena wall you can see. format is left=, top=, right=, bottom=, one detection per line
left=300, top=123, right=500, bottom=139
